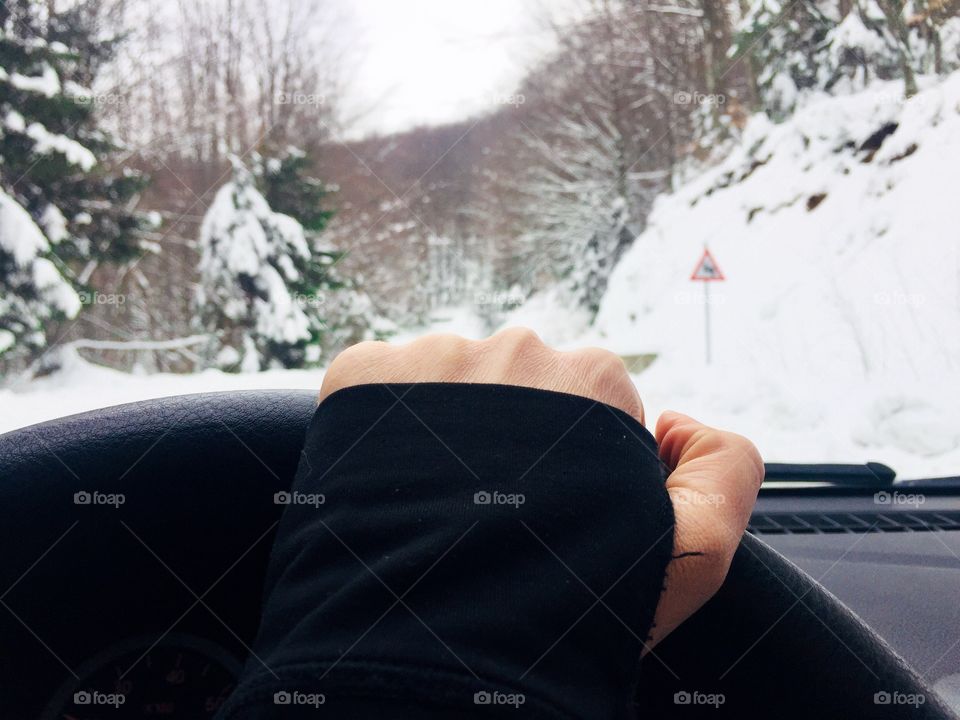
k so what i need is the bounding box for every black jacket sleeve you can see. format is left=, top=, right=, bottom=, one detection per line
left=215, top=383, right=675, bottom=720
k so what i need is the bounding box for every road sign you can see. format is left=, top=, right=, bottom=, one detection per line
left=690, top=248, right=725, bottom=281
left=690, top=247, right=724, bottom=364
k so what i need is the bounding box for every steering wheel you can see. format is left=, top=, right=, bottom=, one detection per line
left=0, top=391, right=953, bottom=718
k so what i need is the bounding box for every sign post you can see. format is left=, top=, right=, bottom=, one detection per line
left=690, top=247, right=725, bottom=365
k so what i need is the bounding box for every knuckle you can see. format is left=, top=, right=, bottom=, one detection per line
left=492, top=326, right=544, bottom=350
left=568, top=347, right=629, bottom=383
left=722, top=432, right=765, bottom=480
left=579, top=346, right=625, bottom=369
left=565, top=347, right=643, bottom=421
left=328, top=341, right=387, bottom=374
left=320, top=341, right=392, bottom=399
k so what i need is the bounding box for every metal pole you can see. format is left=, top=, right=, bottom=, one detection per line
left=704, top=281, right=712, bottom=365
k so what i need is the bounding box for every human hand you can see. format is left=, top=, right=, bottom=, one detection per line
left=320, top=327, right=764, bottom=649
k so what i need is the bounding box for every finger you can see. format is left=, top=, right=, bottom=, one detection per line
left=656, top=410, right=764, bottom=535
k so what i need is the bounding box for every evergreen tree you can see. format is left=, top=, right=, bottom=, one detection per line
left=196, top=152, right=381, bottom=371
left=0, top=0, right=146, bottom=364
left=0, top=187, right=80, bottom=357
left=261, top=149, right=387, bottom=362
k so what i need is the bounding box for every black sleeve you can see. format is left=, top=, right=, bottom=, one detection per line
left=215, top=383, right=675, bottom=720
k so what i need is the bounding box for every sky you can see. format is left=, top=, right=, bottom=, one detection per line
left=337, top=0, right=565, bottom=136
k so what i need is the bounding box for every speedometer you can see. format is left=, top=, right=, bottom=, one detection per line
left=42, top=633, right=241, bottom=719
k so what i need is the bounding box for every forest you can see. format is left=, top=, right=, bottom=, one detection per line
left=1, top=0, right=958, bottom=377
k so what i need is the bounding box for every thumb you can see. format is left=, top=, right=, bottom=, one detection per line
left=656, top=410, right=764, bottom=539
left=644, top=411, right=764, bottom=650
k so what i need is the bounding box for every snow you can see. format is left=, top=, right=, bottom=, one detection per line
left=32, top=258, right=83, bottom=317
left=197, top=162, right=313, bottom=352
left=4, top=110, right=26, bottom=133
left=4, top=73, right=960, bottom=479
left=554, top=72, right=960, bottom=478
left=826, top=11, right=889, bottom=74
left=0, top=188, right=81, bottom=351
left=0, top=348, right=321, bottom=433
left=25, top=122, right=97, bottom=171
left=390, top=304, right=490, bottom=343
left=40, top=204, right=69, bottom=244
left=0, top=190, right=50, bottom=266
left=9, top=63, right=60, bottom=97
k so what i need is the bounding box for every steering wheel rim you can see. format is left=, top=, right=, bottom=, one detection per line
left=0, top=391, right=953, bottom=718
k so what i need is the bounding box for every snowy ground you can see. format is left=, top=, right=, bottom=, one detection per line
left=3, top=73, right=960, bottom=479
left=0, top=349, right=324, bottom=432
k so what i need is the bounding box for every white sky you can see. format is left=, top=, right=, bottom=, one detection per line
left=337, top=0, right=564, bottom=136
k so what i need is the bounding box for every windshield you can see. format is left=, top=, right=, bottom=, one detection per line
left=1, top=0, right=958, bottom=478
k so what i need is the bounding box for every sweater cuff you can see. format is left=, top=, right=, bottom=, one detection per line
left=218, top=383, right=674, bottom=720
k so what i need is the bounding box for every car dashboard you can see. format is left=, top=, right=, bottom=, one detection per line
left=750, top=489, right=960, bottom=709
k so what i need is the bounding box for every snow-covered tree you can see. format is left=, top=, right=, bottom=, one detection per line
left=733, top=1, right=839, bottom=116
left=196, top=154, right=381, bottom=371
left=0, top=0, right=147, bottom=365
left=0, top=188, right=81, bottom=357
left=911, top=0, right=960, bottom=74
left=734, top=0, right=958, bottom=115
left=498, top=0, right=684, bottom=315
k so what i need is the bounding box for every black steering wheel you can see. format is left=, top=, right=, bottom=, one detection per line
left=0, top=391, right=953, bottom=718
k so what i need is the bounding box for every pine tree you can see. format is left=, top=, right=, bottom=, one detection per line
left=0, top=0, right=146, bottom=365
left=196, top=152, right=380, bottom=371
left=0, top=187, right=80, bottom=357
left=261, top=148, right=386, bottom=361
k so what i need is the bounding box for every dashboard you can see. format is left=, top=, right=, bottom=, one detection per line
left=12, top=491, right=959, bottom=718
left=751, top=490, right=960, bottom=711
left=39, top=634, right=240, bottom=719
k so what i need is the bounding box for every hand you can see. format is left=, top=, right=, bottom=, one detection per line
left=320, top=327, right=764, bottom=649
left=649, top=410, right=764, bottom=648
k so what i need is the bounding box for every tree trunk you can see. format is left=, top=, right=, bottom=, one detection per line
left=878, top=0, right=919, bottom=97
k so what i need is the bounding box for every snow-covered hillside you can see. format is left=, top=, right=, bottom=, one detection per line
left=576, top=71, right=960, bottom=477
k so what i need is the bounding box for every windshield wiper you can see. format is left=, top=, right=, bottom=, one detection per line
left=763, top=462, right=895, bottom=487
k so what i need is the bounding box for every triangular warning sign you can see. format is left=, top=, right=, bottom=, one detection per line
left=690, top=248, right=725, bottom=281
